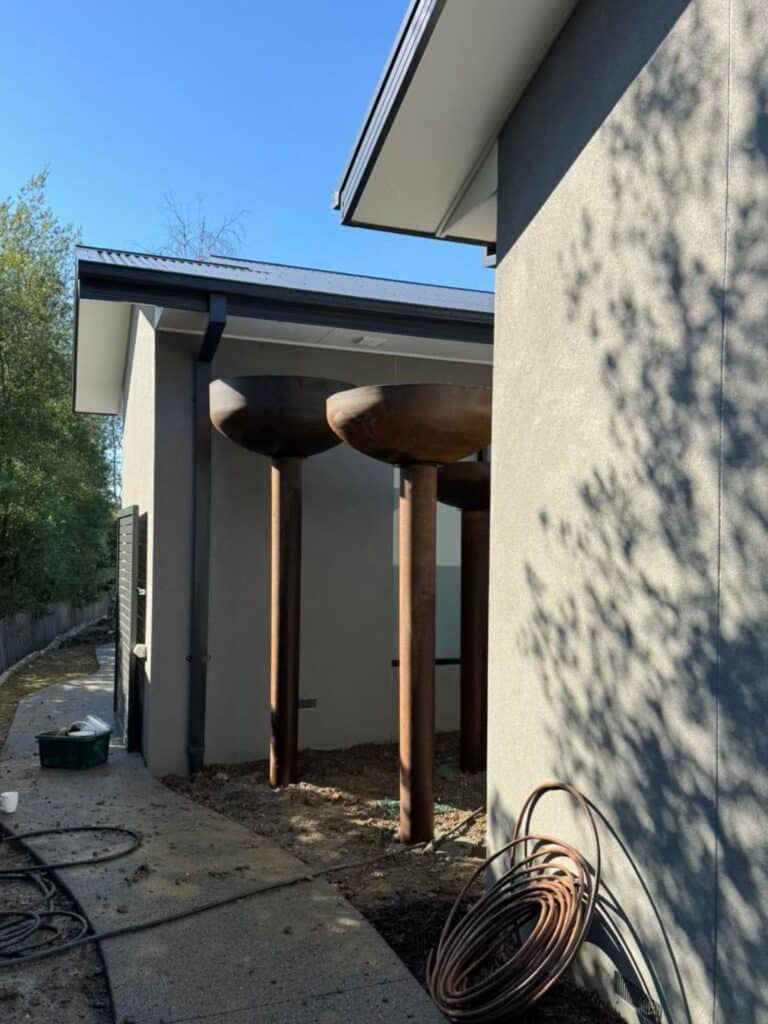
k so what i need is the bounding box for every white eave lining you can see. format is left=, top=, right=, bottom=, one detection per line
left=435, top=141, right=498, bottom=241
left=336, top=0, right=579, bottom=245
left=157, top=311, right=493, bottom=367
left=334, top=0, right=441, bottom=223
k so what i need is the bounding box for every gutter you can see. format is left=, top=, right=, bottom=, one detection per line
left=76, top=256, right=493, bottom=346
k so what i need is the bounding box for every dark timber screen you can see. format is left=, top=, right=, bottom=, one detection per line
left=115, top=505, right=145, bottom=751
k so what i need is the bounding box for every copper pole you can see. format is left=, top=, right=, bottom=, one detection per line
left=269, top=456, right=302, bottom=787
left=460, top=508, right=489, bottom=774
left=399, top=464, right=437, bottom=844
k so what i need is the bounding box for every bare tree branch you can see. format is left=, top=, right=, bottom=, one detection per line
left=160, top=194, right=247, bottom=260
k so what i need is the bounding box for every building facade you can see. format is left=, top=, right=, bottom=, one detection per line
left=75, top=250, right=493, bottom=777
left=336, top=2, right=768, bottom=1021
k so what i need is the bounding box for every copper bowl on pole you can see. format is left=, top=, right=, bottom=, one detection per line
left=211, top=375, right=350, bottom=788
left=327, top=384, right=492, bottom=843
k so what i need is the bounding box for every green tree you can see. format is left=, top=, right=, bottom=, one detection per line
left=0, top=171, right=114, bottom=615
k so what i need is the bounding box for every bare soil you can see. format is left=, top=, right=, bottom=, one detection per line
left=167, top=734, right=488, bottom=917
left=0, top=634, right=624, bottom=1022
left=166, top=735, right=626, bottom=1024
left=0, top=624, right=114, bottom=1023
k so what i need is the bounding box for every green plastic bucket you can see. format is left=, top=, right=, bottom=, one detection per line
left=35, top=730, right=111, bottom=770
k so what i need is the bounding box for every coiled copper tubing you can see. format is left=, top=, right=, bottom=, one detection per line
left=426, top=782, right=600, bottom=1022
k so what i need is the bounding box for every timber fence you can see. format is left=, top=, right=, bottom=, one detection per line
left=0, top=595, right=111, bottom=677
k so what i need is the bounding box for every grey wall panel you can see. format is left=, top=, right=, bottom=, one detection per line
left=716, top=4, right=768, bottom=1021
left=115, top=506, right=137, bottom=742
left=148, top=336, right=195, bottom=776
left=120, top=309, right=156, bottom=764
left=149, top=331, right=491, bottom=773
left=488, top=1, right=761, bottom=1021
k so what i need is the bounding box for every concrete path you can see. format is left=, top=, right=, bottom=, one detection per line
left=0, top=646, right=445, bottom=1023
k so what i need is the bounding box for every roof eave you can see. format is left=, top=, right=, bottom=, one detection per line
left=334, top=0, right=444, bottom=226
left=75, top=253, right=493, bottom=346
left=334, top=0, right=579, bottom=244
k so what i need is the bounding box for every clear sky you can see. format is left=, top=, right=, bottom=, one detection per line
left=1, top=0, right=493, bottom=292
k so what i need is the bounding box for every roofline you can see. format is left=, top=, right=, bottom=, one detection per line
left=74, top=245, right=491, bottom=306
left=73, top=245, right=493, bottom=415
left=333, top=0, right=445, bottom=226
left=333, top=0, right=424, bottom=206
left=204, top=250, right=491, bottom=295
left=75, top=247, right=493, bottom=345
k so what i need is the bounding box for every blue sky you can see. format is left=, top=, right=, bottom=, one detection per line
left=0, top=0, right=492, bottom=291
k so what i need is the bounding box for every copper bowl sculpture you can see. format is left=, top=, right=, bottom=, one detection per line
left=438, top=461, right=491, bottom=775
left=436, top=461, right=491, bottom=511
left=210, top=375, right=348, bottom=458
left=326, top=383, right=491, bottom=465
left=210, top=375, right=350, bottom=788
left=327, top=383, right=492, bottom=843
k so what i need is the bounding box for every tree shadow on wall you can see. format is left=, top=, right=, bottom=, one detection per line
left=499, top=3, right=767, bottom=1022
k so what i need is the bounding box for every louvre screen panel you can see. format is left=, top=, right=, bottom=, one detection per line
left=115, top=506, right=139, bottom=745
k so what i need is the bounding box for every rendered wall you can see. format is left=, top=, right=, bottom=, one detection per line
left=489, top=1, right=766, bottom=1022
left=148, top=332, right=491, bottom=776
left=119, top=308, right=156, bottom=753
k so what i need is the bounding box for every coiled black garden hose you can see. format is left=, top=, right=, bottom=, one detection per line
left=0, top=822, right=428, bottom=967
left=0, top=826, right=141, bottom=961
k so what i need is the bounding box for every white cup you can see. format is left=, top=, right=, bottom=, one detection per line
left=0, top=791, right=19, bottom=813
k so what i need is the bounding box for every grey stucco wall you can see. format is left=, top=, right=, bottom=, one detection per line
left=490, top=2, right=766, bottom=1022
left=148, top=332, right=490, bottom=777
left=120, top=308, right=156, bottom=754
left=144, top=333, right=195, bottom=776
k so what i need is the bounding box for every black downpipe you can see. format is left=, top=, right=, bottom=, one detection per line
left=188, top=294, right=227, bottom=775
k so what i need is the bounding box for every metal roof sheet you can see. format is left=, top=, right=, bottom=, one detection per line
left=76, top=246, right=493, bottom=314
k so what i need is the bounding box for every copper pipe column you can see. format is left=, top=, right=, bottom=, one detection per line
left=269, top=456, right=302, bottom=787
left=211, top=376, right=349, bottom=789
left=460, top=508, right=489, bottom=773
left=326, top=382, right=492, bottom=845
left=399, top=464, right=437, bottom=845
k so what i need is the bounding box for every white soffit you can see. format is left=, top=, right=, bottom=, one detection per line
left=158, top=309, right=493, bottom=366
left=75, top=301, right=491, bottom=417
left=74, top=299, right=132, bottom=414
left=337, top=0, right=577, bottom=244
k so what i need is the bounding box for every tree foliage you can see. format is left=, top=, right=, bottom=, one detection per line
left=0, top=172, right=114, bottom=615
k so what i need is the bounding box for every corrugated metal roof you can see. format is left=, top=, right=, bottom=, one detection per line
left=76, top=246, right=494, bottom=314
